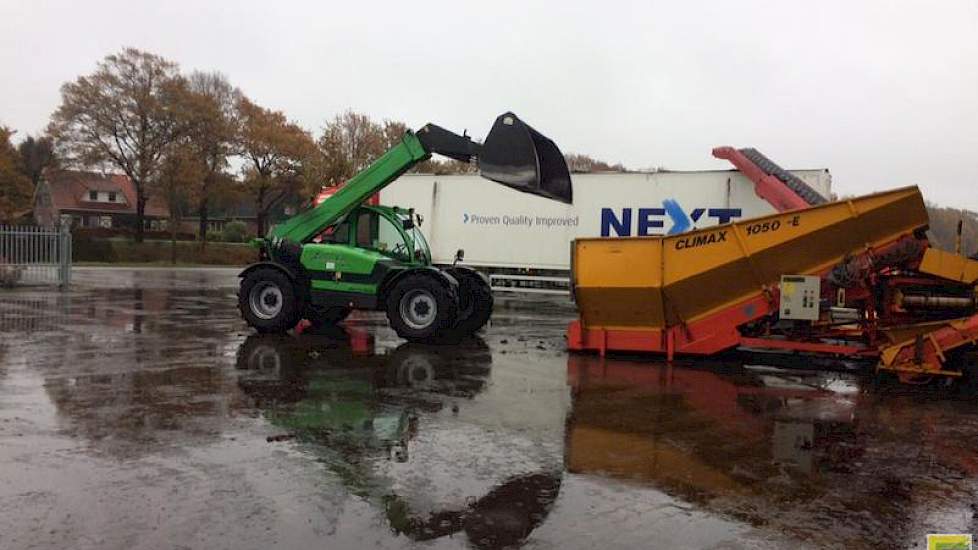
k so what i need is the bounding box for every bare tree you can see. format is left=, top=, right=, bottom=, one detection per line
left=565, top=153, right=625, bottom=173
left=157, top=144, right=204, bottom=263
left=181, top=71, right=240, bottom=246
left=313, top=122, right=352, bottom=187
left=48, top=48, right=186, bottom=242
left=235, top=97, right=316, bottom=236
left=316, top=115, right=474, bottom=185
left=317, top=111, right=386, bottom=184
left=381, top=120, right=409, bottom=150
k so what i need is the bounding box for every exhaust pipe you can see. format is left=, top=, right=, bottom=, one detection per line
left=478, top=113, right=573, bottom=204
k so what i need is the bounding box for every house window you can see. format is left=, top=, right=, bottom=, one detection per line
left=99, top=216, right=113, bottom=229
left=89, top=190, right=98, bottom=201
left=108, top=192, right=117, bottom=202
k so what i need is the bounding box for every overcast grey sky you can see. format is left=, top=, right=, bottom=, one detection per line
left=1, top=1, right=976, bottom=207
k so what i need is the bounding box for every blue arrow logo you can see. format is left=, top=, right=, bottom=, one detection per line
left=662, top=199, right=692, bottom=235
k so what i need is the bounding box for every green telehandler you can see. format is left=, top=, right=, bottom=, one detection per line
left=238, top=112, right=572, bottom=342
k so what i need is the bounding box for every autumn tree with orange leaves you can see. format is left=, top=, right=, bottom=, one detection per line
left=235, top=97, right=316, bottom=236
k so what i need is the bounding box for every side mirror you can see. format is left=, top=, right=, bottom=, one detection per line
left=453, top=248, right=465, bottom=266
left=416, top=213, right=424, bottom=227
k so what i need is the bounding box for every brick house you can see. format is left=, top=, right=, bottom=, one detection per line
left=34, top=170, right=169, bottom=229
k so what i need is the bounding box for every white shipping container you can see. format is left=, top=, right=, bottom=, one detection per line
left=380, top=169, right=831, bottom=271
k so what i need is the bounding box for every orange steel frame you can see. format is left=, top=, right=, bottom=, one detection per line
left=566, top=235, right=975, bottom=369
left=568, top=148, right=978, bottom=380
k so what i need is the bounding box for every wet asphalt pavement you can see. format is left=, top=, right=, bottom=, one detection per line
left=2, top=267, right=978, bottom=549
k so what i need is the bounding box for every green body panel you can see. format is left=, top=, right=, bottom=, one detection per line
left=298, top=204, right=428, bottom=300
left=310, top=279, right=379, bottom=294
left=301, top=244, right=384, bottom=273
left=301, top=244, right=390, bottom=290
left=269, top=134, right=429, bottom=244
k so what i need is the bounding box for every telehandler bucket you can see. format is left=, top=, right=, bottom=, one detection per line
left=478, top=112, right=573, bottom=204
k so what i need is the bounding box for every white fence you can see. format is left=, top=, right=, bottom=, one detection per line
left=0, top=224, right=72, bottom=288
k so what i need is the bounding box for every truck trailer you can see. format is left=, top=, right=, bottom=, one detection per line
left=379, top=159, right=832, bottom=280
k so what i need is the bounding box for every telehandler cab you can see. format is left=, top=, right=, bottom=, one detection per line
left=238, top=112, right=572, bottom=342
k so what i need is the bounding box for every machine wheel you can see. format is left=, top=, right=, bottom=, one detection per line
left=447, top=268, right=493, bottom=336
left=239, top=268, right=301, bottom=333
left=386, top=275, right=457, bottom=342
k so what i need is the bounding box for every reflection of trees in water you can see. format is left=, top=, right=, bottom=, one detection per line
left=0, top=287, right=237, bottom=339
left=44, top=363, right=246, bottom=457
left=4, top=284, right=247, bottom=459
left=38, top=289, right=247, bottom=457
left=0, top=342, right=7, bottom=380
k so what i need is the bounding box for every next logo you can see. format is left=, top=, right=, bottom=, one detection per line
left=600, top=199, right=742, bottom=237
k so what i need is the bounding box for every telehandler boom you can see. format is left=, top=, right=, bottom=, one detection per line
left=238, top=113, right=572, bottom=342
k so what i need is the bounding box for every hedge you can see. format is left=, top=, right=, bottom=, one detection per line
left=73, top=236, right=257, bottom=266
left=73, top=227, right=198, bottom=241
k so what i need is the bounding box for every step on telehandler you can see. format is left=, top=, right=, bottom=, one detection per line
left=238, top=113, right=572, bottom=342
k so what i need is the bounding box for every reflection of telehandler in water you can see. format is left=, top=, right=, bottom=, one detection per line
left=235, top=330, right=561, bottom=549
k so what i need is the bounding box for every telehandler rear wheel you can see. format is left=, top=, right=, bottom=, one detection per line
left=446, top=268, right=493, bottom=336
left=386, top=275, right=457, bottom=342
left=239, top=267, right=301, bottom=333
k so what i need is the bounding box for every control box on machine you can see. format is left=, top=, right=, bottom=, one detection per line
left=779, top=275, right=821, bottom=321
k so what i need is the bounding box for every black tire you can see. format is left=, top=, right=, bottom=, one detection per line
left=234, top=334, right=307, bottom=405
left=385, top=274, right=457, bottom=342
left=235, top=334, right=291, bottom=372
left=238, top=267, right=301, bottom=333
left=391, top=345, right=438, bottom=389
left=446, top=268, right=493, bottom=336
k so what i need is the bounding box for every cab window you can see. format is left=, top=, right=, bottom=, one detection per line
left=356, top=210, right=410, bottom=261
left=317, top=220, right=350, bottom=244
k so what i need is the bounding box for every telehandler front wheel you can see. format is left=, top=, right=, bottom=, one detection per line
left=386, top=275, right=457, bottom=342
left=239, top=267, right=301, bottom=333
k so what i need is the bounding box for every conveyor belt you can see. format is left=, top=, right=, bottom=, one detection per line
left=738, top=148, right=827, bottom=206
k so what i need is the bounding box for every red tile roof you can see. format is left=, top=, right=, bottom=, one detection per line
left=44, top=170, right=169, bottom=218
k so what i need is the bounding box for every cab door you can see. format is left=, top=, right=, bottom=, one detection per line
left=300, top=208, right=412, bottom=296
left=300, top=217, right=356, bottom=291
left=353, top=209, right=413, bottom=264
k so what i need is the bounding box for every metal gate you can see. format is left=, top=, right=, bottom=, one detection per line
left=0, top=224, right=72, bottom=288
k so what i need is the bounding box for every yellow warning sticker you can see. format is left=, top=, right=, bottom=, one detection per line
left=927, top=534, right=973, bottom=550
